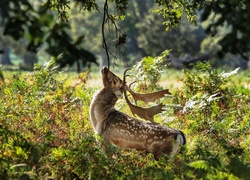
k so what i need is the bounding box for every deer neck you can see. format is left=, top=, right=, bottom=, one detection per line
left=90, top=87, right=118, bottom=134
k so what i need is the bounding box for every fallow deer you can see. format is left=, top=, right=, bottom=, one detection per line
left=89, top=67, right=186, bottom=160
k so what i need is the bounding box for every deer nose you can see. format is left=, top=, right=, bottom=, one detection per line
left=101, top=66, right=109, bottom=75
left=102, top=66, right=108, bottom=70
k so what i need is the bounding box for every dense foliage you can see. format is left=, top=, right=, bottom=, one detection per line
left=0, top=58, right=249, bottom=179
left=0, top=0, right=99, bottom=70
left=1, top=0, right=249, bottom=70
left=198, top=0, right=250, bottom=60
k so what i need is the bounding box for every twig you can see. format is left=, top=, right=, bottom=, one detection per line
left=102, top=0, right=110, bottom=69
left=101, top=0, right=128, bottom=69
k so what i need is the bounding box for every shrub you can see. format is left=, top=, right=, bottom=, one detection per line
left=172, top=62, right=250, bottom=179
left=0, top=59, right=249, bottom=179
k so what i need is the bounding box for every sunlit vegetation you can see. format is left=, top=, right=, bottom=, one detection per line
left=1, top=1, right=249, bottom=178
left=0, top=58, right=249, bottom=179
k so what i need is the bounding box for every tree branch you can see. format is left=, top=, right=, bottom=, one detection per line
left=102, top=0, right=110, bottom=69
left=101, top=0, right=128, bottom=69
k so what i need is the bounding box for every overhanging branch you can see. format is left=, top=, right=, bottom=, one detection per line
left=101, top=0, right=128, bottom=69
left=102, top=0, right=110, bottom=69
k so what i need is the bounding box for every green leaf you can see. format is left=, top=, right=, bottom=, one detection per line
left=189, top=160, right=209, bottom=170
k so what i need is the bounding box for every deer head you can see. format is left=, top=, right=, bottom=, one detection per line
left=101, top=66, right=123, bottom=99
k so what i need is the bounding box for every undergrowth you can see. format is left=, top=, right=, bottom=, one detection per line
left=0, top=58, right=250, bottom=179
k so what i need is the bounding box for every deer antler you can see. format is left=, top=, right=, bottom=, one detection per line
left=127, top=82, right=171, bottom=104
left=123, top=69, right=167, bottom=123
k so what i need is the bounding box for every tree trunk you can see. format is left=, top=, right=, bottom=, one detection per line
left=1, top=48, right=12, bottom=65
left=22, top=51, right=38, bottom=70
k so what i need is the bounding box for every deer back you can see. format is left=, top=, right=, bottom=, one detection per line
left=101, top=110, right=186, bottom=159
